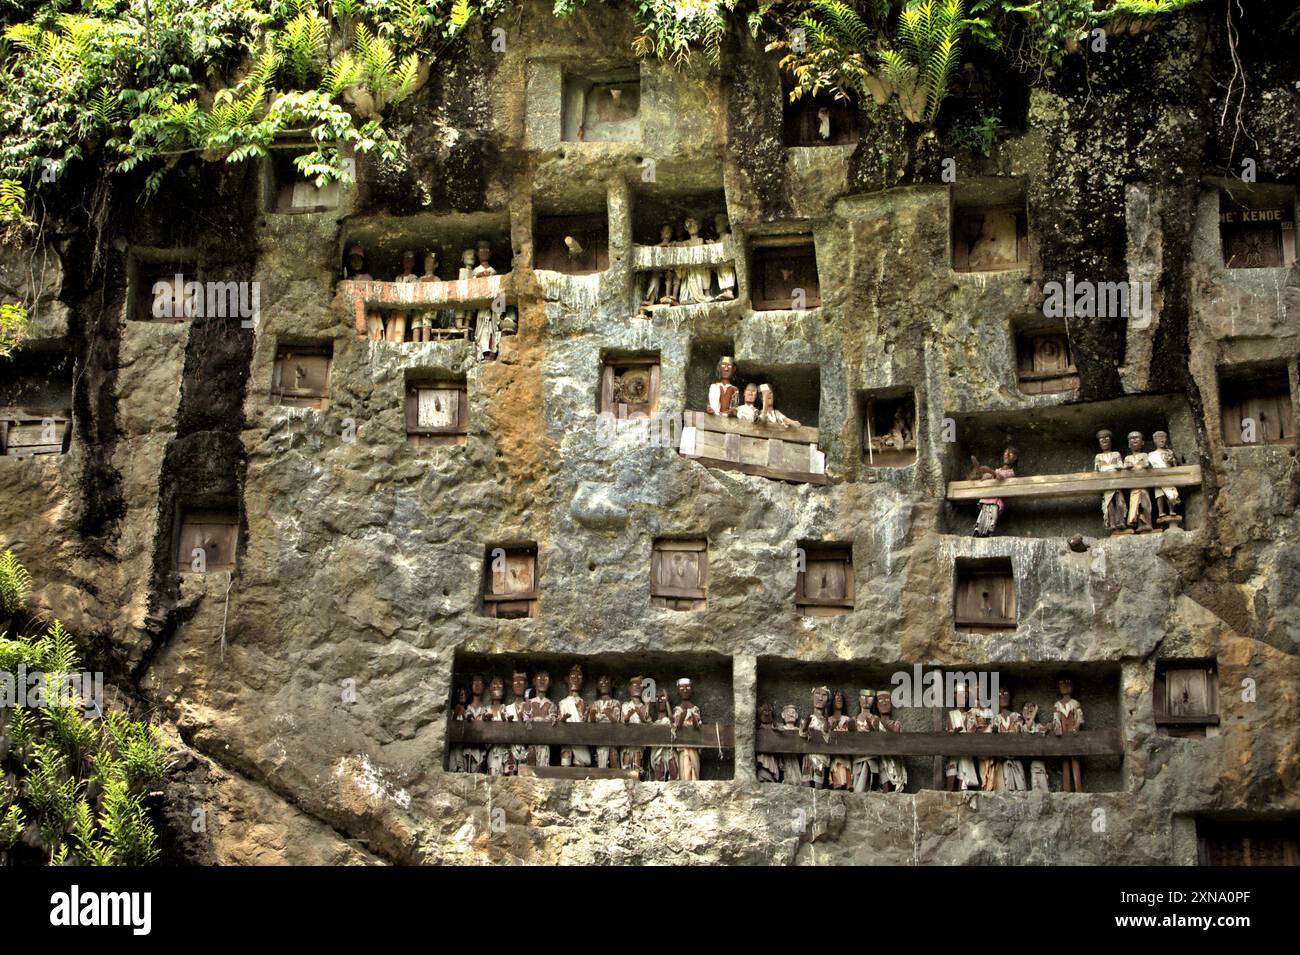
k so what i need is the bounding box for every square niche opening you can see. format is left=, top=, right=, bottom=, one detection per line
left=952, top=204, right=1028, bottom=273
left=268, top=148, right=340, bottom=214
left=796, top=543, right=853, bottom=617
left=1219, top=186, right=1296, bottom=268
left=599, top=353, right=659, bottom=420
left=750, top=234, right=820, bottom=310
left=562, top=68, right=641, bottom=142
left=0, top=348, right=73, bottom=457
left=1196, top=817, right=1300, bottom=866
left=954, top=557, right=1016, bottom=632
left=176, top=505, right=239, bottom=575
left=1154, top=659, right=1219, bottom=739
left=481, top=543, right=538, bottom=619
left=631, top=188, right=728, bottom=245
left=650, top=538, right=707, bottom=611
left=782, top=89, right=859, bottom=146
left=132, top=254, right=199, bottom=322
left=271, top=342, right=332, bottom=410
left=1015, top=322, right=1079, bottom=396
left=862, top=387, right=917, bottom=467
left=534, top=211, right=608, bottom=274
left=1219, top=363, right=1294, bottom=447
left=406, top=373, right=469, bottom=447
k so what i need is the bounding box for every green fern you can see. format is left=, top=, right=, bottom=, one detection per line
left=0, top=550, right=33, bottom=616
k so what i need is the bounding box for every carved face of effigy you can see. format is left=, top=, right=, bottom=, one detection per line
left=533, top=670, right=551, bottom=698
left=511, top=671, right=528, bottom=699
left=567, top=667, right=583, bottom=694
left=471, top=674, right=484, bottom=697
left=811, top=686, right=829, bottom=712
left=597, top=674, right=613, bottom=698
left=490, top=677, right=505, bottom=702
left=1097, top=430, right=1113, bottom=452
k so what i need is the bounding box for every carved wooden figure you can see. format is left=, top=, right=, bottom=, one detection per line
left=945, top=681, right=980, bottom=791
left=1094, top=429, right=1129, bottom=535
left=973, top=691, right=997, bottom=791
left=990, top=686, right=1027, bottom=791
left=485, top=676, right=514, bottom=777
left=777, top=705, right=803, bottom=785
left=463, top=674, right=488, bottom=775
left=1149, top=430, right=1184, bottom=525
left=587, top=673, right=622, bottom=769
left=671, top=678, right=703, bottom=780
left=521, top=669, right=559, bottom=767
left=827, top=690, right=855, bottom=790
left=413, top=251, right=441, bottom=343
left=649, top=689, right=676, bottom=781
left=1123, top=431, right=1155, bottom=533
left=505, top=669, right=530, bottom=772
left=449, top=686, right=468, bottom=773
left=970, top=447, right=1018, bottom=537
left=620, top=676, right=650, bottom=777
left=757, top=383, right=800, bottom=428
left=1021, top=702, right=1051, bottom=792
left=676, top=216, right=713, bottom=305
left=714, top=214, right=736, bottom=300
left=735, top=382, right=759, bottom=423
left=707, top=356, right=739, bottom=416
left=640, top=223, right=678, bottom=309
left=799, top=686, right=832, bottom=789
left=875, top=691, right=907, bottom=793
left=388, top=250, right=418, bottom=343
left=558, top=664, right=591, bottom=768
left=1053, top=675, right=1085, bottom=792
left=472, top=240, right=500, bottom=361
left=756, top=702, right=781, bottom=783
left=851, top=690, right=880, bottom=793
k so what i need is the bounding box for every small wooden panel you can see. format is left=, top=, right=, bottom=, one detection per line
left=752, top=242, right=820, bottom=310
left=1198, top=821, right=1300, bottom=866
left=945, top=465, right=1203, bottom=501
left=954, top=569, right=1016, bottom=629
left=680, top=412, right=827, bottom=485
left=651, top=539, right=707, bottom=611
left=271, top=348, right=331, bottom=409
left=1017, top=332, right=1079, bottom=395
left=1155, top=662, right=1218, bottom=730
left=482, top=546, right=538, bottom=619
left=754, top=727, right=1122, bottom=757
left=1, top=416, right=69, bottom=456
left=407, top=384, right=468, bottom=437
left=797, top=547, right=852, bottom=616
left=137, top=264, right=199, bottom=321
left=683, top=411, right=819, bottom=445
left=601, top=360, right=659, bottom=419
left=177, top=509, right=239, bottom=574
left=449, top=721, right=734, bottom=749
left=518, top=766, right=641, bottom=780
left=1221, top=392, right=1295, bottom=446
left=953, top=206, right=1029, bottom=272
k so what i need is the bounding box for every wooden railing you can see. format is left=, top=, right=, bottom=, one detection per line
left=946, top=465, right=1202, bottom=502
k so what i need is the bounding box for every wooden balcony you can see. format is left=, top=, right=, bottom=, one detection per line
left=945, top=465, right=1202, bottom=502
left=679, top=412, right=827, bottom=485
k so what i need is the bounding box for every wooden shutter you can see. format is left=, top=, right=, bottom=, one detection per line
left=272, top=349, right=331, bottom=408
left=407, top=383, right=468, bottom=442
left=651, top=539, right=707, bottom=611
left=1, top=416, right=69, bottom=456
left=796, top=546, right=853, bottom=616
left=753, top=241, right=820, bottom=310
left=954, top=569, right=1016, bottom=630
left=954, top=206, right=1028, bottom=273
left=482, top=547, right=538, bottom=619
left=177, top=510, right=239, bottom=573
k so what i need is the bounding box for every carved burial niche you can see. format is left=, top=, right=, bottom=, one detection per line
left=796, top=543, right=853, bottom=617
left=782, top=89, right=860, bottom=146
left=954, top=558, right=1016, bottom=632
left=132, top=253, right=199, bottom=322
left=1219, top=187, right=1296, bottom=268
left=562, top=68, right=641, bottom=142
left=534, top=212, right=609, bottom=274
left=952, top=205, right=1029, bottom=273
left=1154, top=659, right=1219, bottom=738
left=750, top=234, right=820, bottom=310
left=1015, top=325, right=1079, bottom=395
left=176, top=506, right=239, bottom=574
left=271, top=343, right=332, bottom=410
left=267, top=148, right=339, bottom=214
left=600, top=354, right=659, bottom=421
left=650, top=539, right=707, bottom=611
left=406, top=373, right=469, bottom=447
left=862, top=387, right=917, bottom=467
left=1196, top=817, right=1300, bottom=865
left=481, top=544, right=538, bottom=619
left=0, top=348, right=73, bottom=457
left=1219, top=364, right=1295, bottom=447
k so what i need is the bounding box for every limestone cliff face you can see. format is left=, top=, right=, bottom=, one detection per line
left=1, top=3, right=1297, bottom=865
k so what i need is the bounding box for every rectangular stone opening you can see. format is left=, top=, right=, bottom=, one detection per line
left=1014, top=319, right=1079, bottom=396
left=1219, top=185, right=1297, bottom=268
left=561, top=67, right=641, bottom=142
left=630, top=187, right=728, bottom=244
left=175, top=504, right=239, bottom=575
left=534, top=211, right=609, bottom=274
left=1154, top=659, right=1219, bottom=738
left=406, top=372, right=469, bottom=447
left=266, top=147, right=340, bottom=214
left=1196, top=816, right=1300, bottom=865
left=861, top=387, right=917, bottom=467
left=130, top=252, right=200, bottom=322
left=270, top=342, right=332, bottom=410
left=0, top=348, right=73, bottom=458
left=796, top=543, right=853, bottom=617
left=782, top=88, right=859, bottom=146
left=954, top=557, right=1016, bottom=632
left=750, top=234, right=820, bottom=310
left=755, top=659, right=1123, bottom=792
left=650, top=538, right=707, bottom=611
left=952, top=204, right=1028, bottom=272
left=446, top=649, right=733, bottom=779
left=1219, top=363, right=1294, bottom=447
left=480, top=543, right=538, bottom=619
left=942, top=395, right=1202, bottom=538
left=599, top=353, right=659, bottom=420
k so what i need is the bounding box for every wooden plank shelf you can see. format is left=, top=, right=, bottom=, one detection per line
left=631, top=241, right=733, bottom=271
left=336, top=275, right=514, bottom=335
left=448, top=721, right=735, bottom=749
left=679, top=411, right=827, bottom=485
left=517, top=766, right=641, bottom=780
left=754, top=728, right=1121, bottom=758
left=945, top=465, right=1202, bottom=502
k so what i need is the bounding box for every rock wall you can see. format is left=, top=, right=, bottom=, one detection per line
left=1, top=2, right=1297, bottom=865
